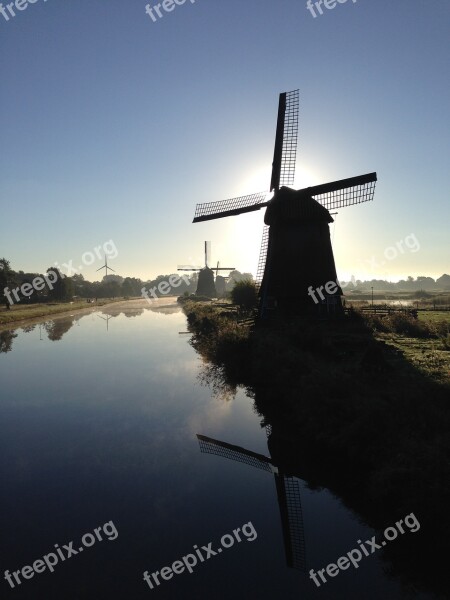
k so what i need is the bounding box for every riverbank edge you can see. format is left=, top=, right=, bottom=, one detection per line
left=0, top=298, right=137, bottom=329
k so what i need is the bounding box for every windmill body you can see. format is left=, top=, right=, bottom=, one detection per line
left=192, top=90, right=377, bottom=318
left=215, top=275, right=226, bottom=298
left=261, top=188, right=342, bottom=314
left=214, top=261, right=235, bottom=298
left=196, top=267, right=216, bottom=298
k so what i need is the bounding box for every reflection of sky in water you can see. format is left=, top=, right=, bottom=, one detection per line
left=0, top=304, right=430, bottom=599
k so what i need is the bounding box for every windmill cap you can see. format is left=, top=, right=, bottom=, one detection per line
left=264, top=186, right=333, bottom=225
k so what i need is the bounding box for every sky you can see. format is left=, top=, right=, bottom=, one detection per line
left=0, top=0, right=449, bottom=283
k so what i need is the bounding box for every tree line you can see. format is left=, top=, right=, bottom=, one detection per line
left=0, top=258, right=254, bottom=306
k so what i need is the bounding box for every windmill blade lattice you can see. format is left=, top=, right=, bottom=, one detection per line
left=279, top=89, right=300, bottom=189
left=205, top=241, right=211, bottom=268
left=308, top=172, right=377, bottom=211
left=193, top=192, right=267, bottom=223
left=275, top=475, right=307, bottom=572
left=197, top=434, right=307, bottom=573
left=197, top=434, right=274, bottom=473
left=255, top=225, right=270, bottom=290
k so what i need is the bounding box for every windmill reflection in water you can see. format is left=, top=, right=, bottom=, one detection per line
left=197, top=433, right=307, bottom=572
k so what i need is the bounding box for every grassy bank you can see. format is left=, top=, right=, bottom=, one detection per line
left=182, top=300, right=450, bottom=596
left=0, top=299, right=128, bottom=326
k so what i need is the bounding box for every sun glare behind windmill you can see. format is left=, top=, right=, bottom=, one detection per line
left=237, top=166, right=272, bottom=198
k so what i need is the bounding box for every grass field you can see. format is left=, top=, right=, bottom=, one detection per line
left=418, top=310, right=450, bottom=324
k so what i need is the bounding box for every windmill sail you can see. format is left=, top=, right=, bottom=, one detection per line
left=255, top=225, right=270, bottom=290
left=271, top=89, right=299, bottom=192
left=205, top=241, right=211, bottom=268
left=275, top=475, right=307, bottom=571
left=197, top=434, right=274, bottom=473
left=193, top=192, right=267, bottom=223
left=307, top=172, right=377, bottom=211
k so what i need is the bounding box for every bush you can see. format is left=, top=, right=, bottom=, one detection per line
left=231, top=279, right=258, bottom=309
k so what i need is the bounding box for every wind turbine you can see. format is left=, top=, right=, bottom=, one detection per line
left=98, top=314, right=112, bottom=331
left=96, top=255, right=116, bottom=278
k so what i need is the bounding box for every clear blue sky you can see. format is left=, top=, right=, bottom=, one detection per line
left=1, top=0, right=449, bottom=282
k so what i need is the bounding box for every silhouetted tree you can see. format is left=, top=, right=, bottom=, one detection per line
left=0, top=258, right=13, bottom=308
left=231, top=279, right=258, bottom=309
left=47, top=268, right=74, bottom=302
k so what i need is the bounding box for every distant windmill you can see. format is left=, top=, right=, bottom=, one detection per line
left=197, top=433, right=307, bottom=572
left=214, top=261, right=235, bottom=297
left=96, top=255, right=115, bottom=278
left=178, top=242, right=234, bottom=298
left=192, top=90, right=377, bottom=317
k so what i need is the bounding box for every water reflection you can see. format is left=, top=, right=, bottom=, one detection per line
left=0, top=301, right=444, bottom=599
left=98, top=314, right=113, bottom=331
left=0, top=298, right=181, bottom=349
left=0, top=329, right=17, bottom=353
left=197, top=433, right=307, bottom=572
left=191, top=316, right=449, bottom=599
left=44, top=317, right=76, bottom=341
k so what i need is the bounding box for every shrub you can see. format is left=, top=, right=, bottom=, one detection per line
left=231, top=279, right=258, bottom=309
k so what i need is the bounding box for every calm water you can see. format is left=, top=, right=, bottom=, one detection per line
left=0, top=301, right=432, bottom=599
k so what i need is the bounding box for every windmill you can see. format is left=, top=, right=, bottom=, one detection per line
left=96, top=255, right=116, bottom=279
left=214, top=261, right=235, bottom=297
left=192, top=90, right=377, bottom=316
left=197, top=433, right=307, bottom=572
left=178, top=242, right=234, bottom=298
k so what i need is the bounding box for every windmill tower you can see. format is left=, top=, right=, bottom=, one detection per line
left=178, top=242, right=234, bottom=298
left=197, top=433, right=307, bottom=572
left=214, top=261, right=235, bottom=298
left=192, top=90, right=377, bottom=317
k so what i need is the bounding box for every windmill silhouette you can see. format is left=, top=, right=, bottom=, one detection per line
left=214, top=261, right=235, bottom=297
left=197, top=433, right=307, bottom=572
left=192, top=90, right=377, bottom=316
left=96, top=255, right=116, bottom=278
left=178, top=242, right=234, bottom=298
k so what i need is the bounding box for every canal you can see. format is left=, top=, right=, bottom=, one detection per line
left=0, top=300, right=432, bottom=599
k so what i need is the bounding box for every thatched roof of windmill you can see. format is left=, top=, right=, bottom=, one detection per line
left=265, top=186, right=333, bottom=225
